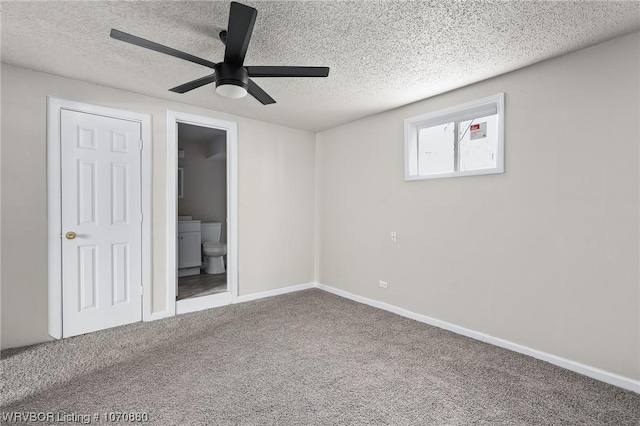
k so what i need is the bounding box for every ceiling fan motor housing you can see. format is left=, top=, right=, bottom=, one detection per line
left=215, top=63, right=248, bottom=92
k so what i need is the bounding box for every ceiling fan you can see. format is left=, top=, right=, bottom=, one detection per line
left=110, top=1, right=330, bottom=105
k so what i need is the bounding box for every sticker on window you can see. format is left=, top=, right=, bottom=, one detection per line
left=470, top=122, right=487, bottom=140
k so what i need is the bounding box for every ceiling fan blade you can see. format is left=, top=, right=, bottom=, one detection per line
left=248, top=79, right=276, bottom=105
left=224, top=2, right=257, bottom=66
left=169, top=74, right=217, bottom=93
left=110, top=29, right=217, bottom=70
left=246, top=66, right=330, bottom=78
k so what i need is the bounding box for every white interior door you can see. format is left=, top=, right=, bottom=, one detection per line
left=61, top=109, right=143, bottom=337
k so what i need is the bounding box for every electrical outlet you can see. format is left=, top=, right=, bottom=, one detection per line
left=379, top=280, right=388, bottom=289
left=391, top=231, right=397, bottom=243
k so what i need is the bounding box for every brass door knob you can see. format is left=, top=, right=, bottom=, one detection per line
left=65, top=232, right=76, bottom=240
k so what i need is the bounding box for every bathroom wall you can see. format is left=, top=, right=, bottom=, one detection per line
left=0, top=64, right=316, bottom=349
left=315, top=33, right=640, bottom=381
left=178, top=124, right=228, bottom=242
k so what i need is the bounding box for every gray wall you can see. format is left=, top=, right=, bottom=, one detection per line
left=0, top=65, right=316, bottom=349
left=315, top=33, right=640, bottom=380
left=178, top=126, right=228, bottom=242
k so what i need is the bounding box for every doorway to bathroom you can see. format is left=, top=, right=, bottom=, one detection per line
left=177, top=123, right=228, bottom=300
left=166, top=111, right=238, bottom=315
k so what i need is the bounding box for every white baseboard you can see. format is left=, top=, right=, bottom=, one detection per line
left=144, top=282, right=315, bottom=320
left=176, top=292, right=232, bottom=315
left=235, top=282, right=315, bottom=303
left=314, top=282, right=640, bottom=394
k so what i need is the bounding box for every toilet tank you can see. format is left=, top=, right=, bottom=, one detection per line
left=201, top=222, right=222, bottom=242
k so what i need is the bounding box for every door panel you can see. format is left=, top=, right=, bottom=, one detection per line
left=78, top=160, right=97, bottom=225
left=111, top=163, right=129, bottom=224
left=111, top=242, right=130, bottom=305
left=61, top=110, right=142, bottom=337
left=78, top=245, right=98, bottom=311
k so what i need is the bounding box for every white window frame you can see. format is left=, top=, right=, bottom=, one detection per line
left=404, top=93, right=505, bottom=181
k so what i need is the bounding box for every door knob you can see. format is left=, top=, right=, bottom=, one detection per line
left=65, top=232, right=76, bottom=240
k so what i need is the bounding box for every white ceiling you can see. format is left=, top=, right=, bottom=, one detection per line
left=2, top=1, right=639, bottom=132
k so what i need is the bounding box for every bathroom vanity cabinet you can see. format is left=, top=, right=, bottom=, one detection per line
left=178, top=220, right=201, bottom=277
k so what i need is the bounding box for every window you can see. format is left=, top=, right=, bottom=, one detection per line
left=405, top=93, right=504, bottom=180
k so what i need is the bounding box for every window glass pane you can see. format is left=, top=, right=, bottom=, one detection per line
left=458, top=114, right=498, bottom=172
left=417, top=122, right=455, bottom=175
left=404, top=93, right=504, bottom=181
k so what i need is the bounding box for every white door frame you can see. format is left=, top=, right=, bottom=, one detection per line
left=165, top=110, right=238, bottom=316
left=47, top=97, right=153, bottom=338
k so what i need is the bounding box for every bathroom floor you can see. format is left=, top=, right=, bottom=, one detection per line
left=177, top=272, right=227, bottom=300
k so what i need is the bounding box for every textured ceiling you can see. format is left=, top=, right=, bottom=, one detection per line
left=2, top=1, right=639, bottom=132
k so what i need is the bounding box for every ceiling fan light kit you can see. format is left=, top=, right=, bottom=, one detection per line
left=110, top=1, right=329, bottom=105
left=216, top=83, right=248, bottom=99
left=215, top=63, right=249, bottom=98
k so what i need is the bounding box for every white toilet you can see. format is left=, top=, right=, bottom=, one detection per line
left=201, top=222, right=226, bottom=274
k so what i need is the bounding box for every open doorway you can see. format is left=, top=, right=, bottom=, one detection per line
left=176, top=123, right=228, bottom=300
left=166, top=111, right=238, bottom=315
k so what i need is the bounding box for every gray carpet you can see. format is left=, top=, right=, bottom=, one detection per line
left=1, top=289, right=639, bottom=425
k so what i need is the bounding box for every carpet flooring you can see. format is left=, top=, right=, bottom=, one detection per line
left=1, top=289, right=639, bottom=425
